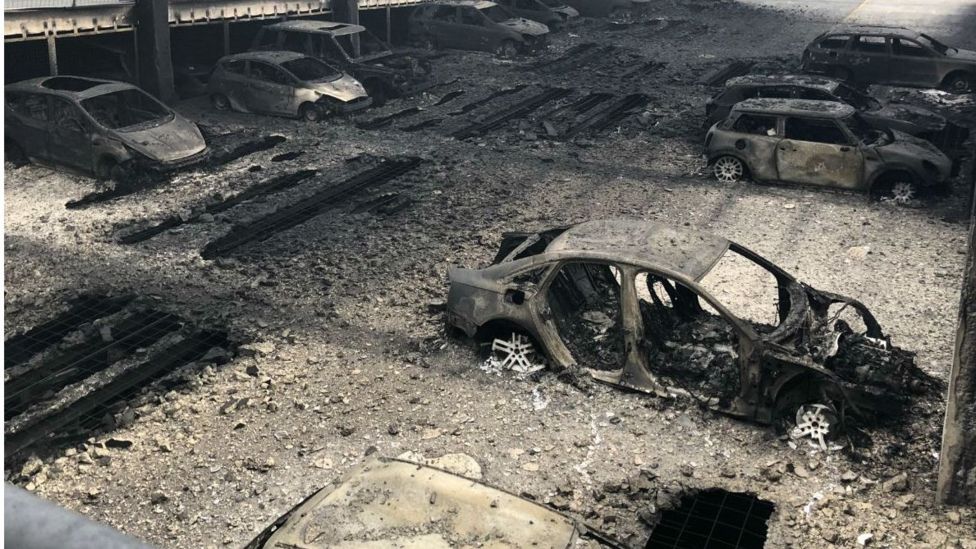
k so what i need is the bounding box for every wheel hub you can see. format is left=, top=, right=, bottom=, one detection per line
left=791, top=404, right=836, bottom=450
left=714, top=158, right=742, bottom=183
left=889, top=182, right=915, bottom=204
left=484, top=333, right=545, bottom=376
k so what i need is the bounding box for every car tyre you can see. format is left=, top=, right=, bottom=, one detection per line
left=497, top=40, right=519, bottom=59
left=875, top=179, right=919, bottom=206
left=826, top=67, right=852, bottom=82
left=942, top=73, right=974, bottom=94
left=299, top=103, right=322, bottom=122
left=5, top=137, right=28, bottom=168
left=211, top=93, right=230, bottom=111
left=713, top=156, right=745, bottom=183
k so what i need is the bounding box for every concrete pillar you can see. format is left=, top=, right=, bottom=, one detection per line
left=331, top=0, right=360, bottom=56
left=222, top=22, right=231, bottom=56
left=46, top=34, right=58, bottom=75
left=135, top=0, right=175, bottom=102
left=938, top=149, right=976, bottom=506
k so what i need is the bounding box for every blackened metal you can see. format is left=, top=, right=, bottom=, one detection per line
left=357, top=107, right=422, bottom=130
left=449, top=85, right=528, bottom=115
left=451, top=87, right=572, bottom=139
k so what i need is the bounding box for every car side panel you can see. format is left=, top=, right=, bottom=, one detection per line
left=707, top=126, right=781, bottom=181
left=776, top=139, right=865, bottom=189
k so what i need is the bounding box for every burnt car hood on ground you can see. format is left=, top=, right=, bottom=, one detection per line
left=245, top=457, right=622, bottom=549
left=121, top=115, right=207, bottom=164
left=499, top=17, right=551, bottom=36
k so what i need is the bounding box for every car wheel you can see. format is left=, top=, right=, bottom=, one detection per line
left=299, top=103, right=322, bottom=122
left=826, top=67, right=852, bottom=82
left=211, top=93, right=230, bottom=111
left=497, top=40, right=519, bottom=59
left=791, top=403, right=840, bottom=450
left=422, top=36, right=438, bottom=51
left=876, top=179, right=919, bottom=205
left=5, top=137, right=28, bottom=167
left=942, top=73, right=974, bottom=94
left=110, top=160, right=137, bottom=183
left=712, top=156, right=744, bottom=183
left=365, top=81, right=387, bottom=108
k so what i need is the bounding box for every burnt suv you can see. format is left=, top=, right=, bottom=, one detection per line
left=704, top=98, right=952, bottom=204
left=801, top=25, right=976, bottom=94
left=704, top=74, right=967, bottom=150
left=253, top=20, right=434, bottom=105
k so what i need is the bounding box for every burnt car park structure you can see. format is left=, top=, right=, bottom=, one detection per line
left=800, top=25, right=976, bottom=93
left=208, top=51, right=372, bottom=120
left=704, top=98, right=953, bottom=203
left=5, top=75, right=209, bottom=179
left=447, top=220, right=941, bottom=438
left=407, top=0, right=550, bottom=57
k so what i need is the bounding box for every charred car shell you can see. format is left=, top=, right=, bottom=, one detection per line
left=704, top=98, right=953, bottom=202
left=705, top=74, right=965, bottom=149
left=252, top=20, right=434, bottom=105
left=408, top=0, right=550, bottom=57
left=245, top=456, right=623, bottom=549
left=208, top=51, right=371, bottom=121
left=446, top=220, right=941, bottom=426
left=800, top=25, right=976, bottom=94
left=5, top=76, right=208, bottom=179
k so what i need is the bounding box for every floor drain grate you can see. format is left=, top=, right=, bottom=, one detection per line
left=645, top=489, right=774, bottom=549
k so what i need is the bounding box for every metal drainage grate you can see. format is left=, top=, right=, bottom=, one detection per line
left=645, top=489, right=775, bottom=549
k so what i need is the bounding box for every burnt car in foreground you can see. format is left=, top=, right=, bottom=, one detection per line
left=253, top=20, right=434, bottom=105
left=5, top=76, right=208, bottom=179
left=705, top=74, right=968, bottom=150
left=407, top=0, right=550, bottom=58
left=246, top=456, right=623, bottom=549
left=447, top=220, right=941, bottom=439
left=704, top=98, right=952, bottom=204
left=208, top=51, right=371, bottom=121
left=800, top=25, right=976, bottom=94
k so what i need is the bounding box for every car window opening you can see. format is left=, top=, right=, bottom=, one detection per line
left=483, top=5, right=515, bottom=22
left=334, top=30, right=389, bottom=60
left=645, top=489, right=775, bottom=549
left=547, top=262, right=626, bottom=372
left=81, top=89, right=173, bottom=131
left=281, top=57, right=342, bottom=82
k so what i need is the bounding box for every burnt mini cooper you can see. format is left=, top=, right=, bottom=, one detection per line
left=5, top=76, right=208, bottom=179
left=447, top=220, right=940, bottom=438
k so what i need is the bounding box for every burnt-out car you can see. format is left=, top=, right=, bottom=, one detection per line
left=5, top=76, right=208, bottom=179
left=704, top=98, right=952, bottom=204
left=447, top=220, right=941, bottom=435
left=407, top=0, right=550, bottom=58
left=800, top=25, right=976, bottom=94
left=208, top=51, right=371, bottom=120
left=539, top=0, right=580, bottom=21
left=252, top=20, right=434, bottom=105
left=495, top=0, right=567, bottom=30
left=705, top=74, right=968, bottom=150
left=245, top=456, right=623, bottom=549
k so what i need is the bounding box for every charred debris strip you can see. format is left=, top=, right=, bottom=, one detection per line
left=5, top=0, right=976, bottom=547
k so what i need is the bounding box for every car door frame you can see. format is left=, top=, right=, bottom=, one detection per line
left=845, top=34, right=892, bottom=84
left=47, top=96, right=95, bottom=172
left=6, top=91, right=52, bottom=163
left=776, top=115, right=865, bottom=189
left=244, top=60, right=299, bottom=116
left=457, top=6, right=498, bottom=52
left=889, top=37, right=941, bottom=87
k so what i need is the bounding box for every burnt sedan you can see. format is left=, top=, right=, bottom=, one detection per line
left=800, top=25, right=976, bottom=93
left=5, top=76, right=208, bottom=179
left=447, top=220, right=940, bottom=437
left=408, top=0, right=550, bottom=58
left=208, top=51, right=371, bottom=120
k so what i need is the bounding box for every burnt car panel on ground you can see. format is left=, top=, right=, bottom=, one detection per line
left=208, top=51, right=371, bottom=121
left=5, top=76, right=208, bottom=179
left=704, top=98, right=953, bottom=203
left=252, top=20, right=434, bottom=105
left=800, top=25, right=976, bottom=93
left=408, top=0, right=550, bottom=57
left=704, top=74, right=968, bottom=149
left=447, top=220, right=941, bottom=427
left=245, top=457, right=623, bottom=549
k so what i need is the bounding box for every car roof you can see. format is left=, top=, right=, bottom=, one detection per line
left=545, top=219, right=731, bottom=282
left=6, top=76, right=141, bottom=101
left=725, top=74, right=840, bottom=93
left=264, top=20, right=365, bottom=35
left=733, top=98, right=855, bottom=118
left=220, top=50, right=307, bottom=63
left=824, top=25, right=919, bottom=39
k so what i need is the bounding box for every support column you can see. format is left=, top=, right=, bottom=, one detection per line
left=135, top=0, right=175, bottom=102
left=46, top=34, right=58, bottom=75
left=386, top=6, right=391, bottom=44
left=938, top=147, right=976, bottom=505
left=332, top=0, right=360, bottom=56
left=222, top=22, right=231, bottom=56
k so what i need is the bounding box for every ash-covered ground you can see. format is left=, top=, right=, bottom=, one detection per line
left=5, top=0, right=976, bottom=547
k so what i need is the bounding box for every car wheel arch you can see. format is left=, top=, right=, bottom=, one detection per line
left=941, top=70, right=975, bottom=92
left=708, top=151, right=754, bottom=177
left=867, top=166, right=919, bottom=194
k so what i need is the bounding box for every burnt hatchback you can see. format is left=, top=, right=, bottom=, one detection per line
left=447, top=220, right=940, bottom=437
left=5, top=76, right=208, bottom=179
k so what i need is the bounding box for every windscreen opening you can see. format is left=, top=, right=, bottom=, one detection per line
left=281, top=57, right=341, bottom=82
left=81, top=89, right=172, bottom=130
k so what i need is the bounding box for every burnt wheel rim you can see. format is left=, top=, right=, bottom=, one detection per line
left=499, top=42, right=518, bottom=58
left=950, top=77, right=972, bottom=94
left=714, top=157, right=743, bottom=183
left=302, top=105, right=320, bottom=122
left=212, top=94, right=229, bottom=110
left=888, top=181, right=916, bottom=205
